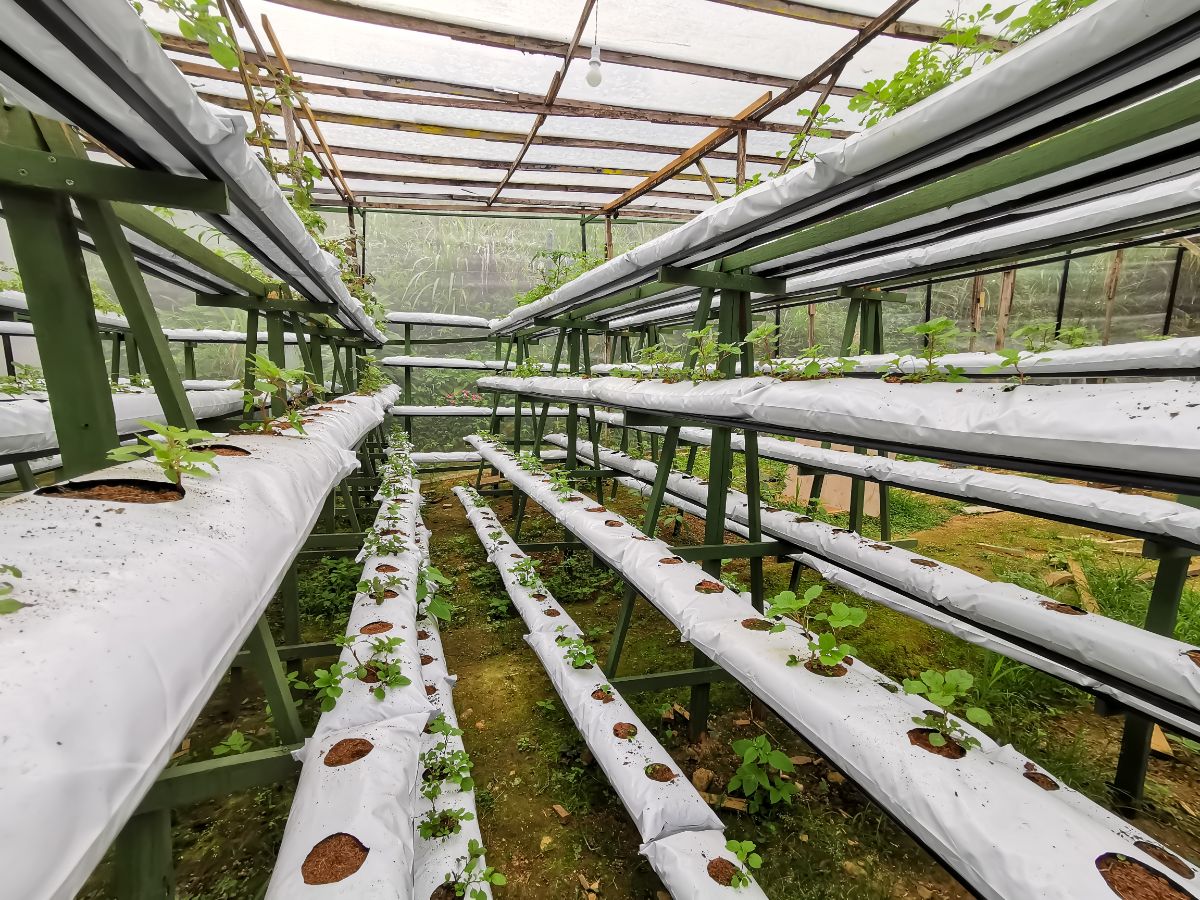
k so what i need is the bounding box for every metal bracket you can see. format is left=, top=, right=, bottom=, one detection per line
left=658, top=265, right=787, bottom=295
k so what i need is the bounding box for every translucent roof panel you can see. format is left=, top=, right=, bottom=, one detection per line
left=148, top=0, right=1050, bottom=219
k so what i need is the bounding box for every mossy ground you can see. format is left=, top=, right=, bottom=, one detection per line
left=80, top=451, right=1200, bottom=900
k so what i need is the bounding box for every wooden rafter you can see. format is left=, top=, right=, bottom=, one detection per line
left=327, top=199, right=693, bottom=221
left=264, top=140, right=737, bottom=183
left=334, top=169, right=714, bottom=202
left=313, top=190, right=696, bottom=217
left=171, top=54, right=824, bottom=135
left=600, top=93, right=772, bottom=214
left=602, top=0, right=917, bottom=215
left=201, top=91, right=783, bottom=163
left=267, top=0, right=863, bottom=95
left=489, top=0, right=595, bottom=206
left=704, top=0, right=1013, bottom=49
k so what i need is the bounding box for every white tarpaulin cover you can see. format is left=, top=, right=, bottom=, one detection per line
left=0, top=389, right=244, bottom=457
left=0, top=2, right=383, bottom=341
left=382, top=356, right=553, bottom=372
left=390, top=404, right=569, bottom=417
left=386, top=312, right=492, bottom=329
left=469, top=437, right=1200, bottom=900
left=0, top=425, right=371, bottom=900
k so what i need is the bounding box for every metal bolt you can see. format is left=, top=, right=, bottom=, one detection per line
left=47, top=155, right=55, bottom=163
left=17, top=168, right=27, bottom=176
left=65, top=179, right=75, bottom=187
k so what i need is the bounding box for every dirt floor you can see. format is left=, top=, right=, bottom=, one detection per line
left=79, top=454, right=1200, bottom=900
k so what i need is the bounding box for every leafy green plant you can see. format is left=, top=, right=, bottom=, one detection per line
left=849, top=1, right=1095, bottom=128
left=439, top=838, right=506, bottom=900
left=418, top=806, right=475, bottom=840
left=0, top=565, right=24, bottom=616
left=548, top=469, right=574, bottom=496
left=724, top=839, right=763, bottom=888
left=420, top=734, right=475, bottom=800
left=728, top=735, right=796, bottom=813
left=765, top=584, right=823, bottom=633
left=893, top=316, right=968, bottom=382
left=984, top=346, right=1048, bottom=387
left=0, top=363, right=46, bottom=397
left=358, top=574, right=407, bottom=605
left=804, top=601, right=867, bottom=669
left=0, top=262, right=22, bottom=292
left=298, top=556, right=360, bottom=621
left=510, top=358, right=543, bottom=378
left=509, top=557, right=541, bottom=590
left=212, top=730, right=251, bottom=757
left=293, top=634, right=411, bottom=710
left=355, top=355, right=391, bottom=395
left=513, top=249, right=603, bottom=307
left=130, top=0, right=240, bottom=69
left=903, top=668, right=994, bottom=752
left=418, top=565, right=454, bottom=622
left=106, top=421, right=219, bottom=484
left=241, top=352, right=319, bottom=434
left=559, top=636, right=597, bottom=670
left=683, top=324, right=745, bottom=381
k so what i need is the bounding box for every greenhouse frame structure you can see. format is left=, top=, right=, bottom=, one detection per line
left=5, top=1, right=1200, bottom=899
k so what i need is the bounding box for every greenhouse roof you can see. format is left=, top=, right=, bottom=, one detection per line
left=147, top=0, right=1017, bottom=222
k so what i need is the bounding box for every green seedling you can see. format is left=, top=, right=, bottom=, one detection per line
left=107, top=421, right=219, bottom=484
left=420, top=741, right=475, bottom=800
left=725, top=839, right=763, bottom=889
left=728, top=735, right=796, bottom=813
left=358, top=574, right=407, bottom=605
left=509, top=557, right=541, bottom=590
left=903, top=668, right=993, bottom=751
left=418, top=806, right=475, bottom=840
left=558, top=636, right=597, bottom=669
left=765, top=584, right=822, bottom=633
left=211, top=730, right=251, bottom=757
left=805, top=601, right=868, bottom=669
left=439, top=838, right=506, bottom=900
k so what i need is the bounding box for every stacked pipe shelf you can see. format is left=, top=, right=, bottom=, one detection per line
left=0, top=386, right=396, bottom=899
left=466, top=435, right=1200, bottom=900
left=454, top=484, right=769, bottom=899
left=268, top=440, right=495, bottom=898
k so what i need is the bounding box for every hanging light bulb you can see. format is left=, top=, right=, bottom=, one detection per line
left=586, top=44, right=603, bottom=87
left=585, top=2, right=602, bottom=87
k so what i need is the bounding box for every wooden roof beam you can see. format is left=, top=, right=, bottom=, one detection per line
left=267, top=0, right=862, bottom=94
left=202, top=92, right=784, bottom=163
left=335, top=168, right=714, bottom=201
left=706, top=0, right=1014, bottom=50
left=324, top=199, right=694, bottom=221
left=172, top=54, right=822, bottom=135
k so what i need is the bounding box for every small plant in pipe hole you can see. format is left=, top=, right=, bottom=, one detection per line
left=241, top=352, right=320, bottom=434
left=890, top=317, right=969, bottom=383
left=293, top=635, right=411, bottom=709
left=418, top=565, right=454, bottom=621
left=508, top=556, right=542, bottom=589
left=420, top=730, right=475, bottom=801
left=516, top=451, right=545, bottom=474
left=559, top=636, right=597, bottom=669
left=106, top=421, right=219, bottom=484
left=354, top=354, right=390, bottom=395
left=438, top=838, right=506, bottom=900
left=510, top=357, right=543, bottom=378
left=547, top=468, right=574, bottom=496
left=765, top=584, right=823, bottom=633
left=725, top=839, right=763, bottom=889
left=728, top=735, right=796, bottom=813
left=802, top=602, right=868, bottom=671
left=358, top=574, right=407, bottom=605
left=0, top=565, right=24, bottom=616
left=903, top=668, right=993, bottom=751
left=419, top=806, right=475, bottom=841
left=984, top=346, right=1049, bottom=388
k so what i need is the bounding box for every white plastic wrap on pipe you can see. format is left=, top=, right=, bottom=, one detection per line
left=381, top=356, right=553, bottom=372
left=642, top=830, right=770, bottom=900
left=550, top=436, right=1200, bottom=726
left=181, top=379, right=241, bottom=391
left=269, top=463, right=434, bottom=898
left=478, top=375, right=600, bottom=402
left=276, top=394, right=388, bottom=451
left=386, top=311, right=493, bottom=329
left=488, top=0, right=1199, bottom=336
left=389, top=405, right=570, bottom=417
left=737, top=378, right=1200, bottom=481
left=468, top=436, right=1200, bottom=900
left=266, top=715, right=427, bottom=900
left=0, top=430, right=365, bottom=900
left=0, top=389, right=243, bottom=457
left=452, top=486, right=725, bottom=846
left=411, top=452, right=482, bottom=465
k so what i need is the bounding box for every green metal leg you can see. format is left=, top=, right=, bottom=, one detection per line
left=14, top=460, right=36, bottom=492
left=340, top=482, right=362, bottom=533
left=280, top=563, right=300, bottom=668
left=183, top=343, right=196, bottom=380
left=126, top=335, right=141, bottom=378
left=114, top=809, right=174, bottom=900
left=788, top=559, right=803, bottom=592
left=243, top=616, right=304, bottom=745
left=110, top=334, right=122, bottom=383
left=1113, top=546, right=1192, bottom=813
left=744, top=431, right=765, bottom=612
left=605, top=583, right=637, bottom=676
left=265, top=314, right=286, bottom=417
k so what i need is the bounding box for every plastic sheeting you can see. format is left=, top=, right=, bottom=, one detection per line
left=0, top=389, right=244, bottom=457
left=736, top=378, right=1200, bottom=482
left=469, top=437, right=1200, bottom=900
left=382, top=356, right=553, bottom=372
left=389, top=404, right=569, bottom=417
left=453, top=485, right=726, bottom=850
left=0, top=429, right=364, bottom=900
left=386, top=311, right=492, bottom=329
left=489, top=0, right=1200, bottom=334
left=642, top=830, right=770, bottom=900
left=0, top=2, right=383, bottom=341
left=555, top=435, right=1200, bottom=728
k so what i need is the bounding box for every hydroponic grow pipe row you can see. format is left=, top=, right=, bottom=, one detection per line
left=453, top=485, right=769, bottom=899
left=589, top=334, right=1200, bottom=381
left=385, top=312, right=493, bottom=330
left=574, top=409, right=1200, bottom=551
left=559, top=436, right=1200, bottom=742
left=477, top=374, right=1200, bottom=493
left=0, top=386, right=395, bottom=900
left=466, top=435, right=1200, bottom=900
left=389, top=404, right=571, bottom=418
left=381, top=355, right=554, bottom=372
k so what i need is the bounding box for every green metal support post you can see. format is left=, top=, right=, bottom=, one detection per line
left=242, top=308, right=259, bottom=421
left=265, top=313, right=287, bottom=417
left=114, top=810, right=174, bottom=900
left=183, top=343, right=196, bottom=380
left=0, top=107, right=118, bottom=475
